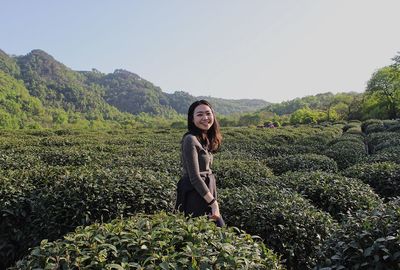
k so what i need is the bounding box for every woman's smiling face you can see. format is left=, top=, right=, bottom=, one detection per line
left=193, top=104, right=214, bottom=132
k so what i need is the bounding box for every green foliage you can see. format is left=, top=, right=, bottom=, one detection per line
left=11, top=212, right=283, bottom=270
left=343, top=162, right=400, bottom=200
left=1, top=124, right=397, bottom=269
left=279, top=171, right=382, bottom=221
left=0, top=70, right=46, bottom=129
left=0, top=166, right=176, bottom=268
left=212, top=159, right=274, bottom=188
left=316, top=200, right=400, bottom=269
left=0, top=49, right=20, bottom=77
left=261, top=92, right=360, bottom=121
left=265, top=154, right=338, bottom=175
left=219, top=185, right=338, bottom=269
left=324, top=137, right=367, bottom=170
left=366, top=62, right=400, bottom=119
left=290, top=107, right=327, bottom=125
left=366, top=131, right=400, bottom=154
left=367, top=146, right=400, bottom=164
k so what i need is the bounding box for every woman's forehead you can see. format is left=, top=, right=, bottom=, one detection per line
left=194, top=104, right=212, bottom=113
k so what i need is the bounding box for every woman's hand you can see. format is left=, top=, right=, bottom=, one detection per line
left=209, top=200, right=220, bottom=220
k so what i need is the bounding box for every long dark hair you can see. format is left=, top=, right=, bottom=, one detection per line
left=186, top=100, right=222, bottom=153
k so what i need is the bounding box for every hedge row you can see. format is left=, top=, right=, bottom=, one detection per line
left=366, top=132, right=400, bottom=154
left=11, top=212, right=284, bottom=270
left=367, top=146, right=400, bottom=164
left=279, top=171, right=382, bottom=221
left=265, top=154, right=338, bottom=175
left=219, top=185, right=338, bottom=269
left=0, top=166, right=176, bottom=269
left=324, top=139, right=367, bottom=170
left=316, top=199, right=400, bottom=269
left=343, top=162, right=400, bottom=200
left=212, top=159, right=274, bottom=188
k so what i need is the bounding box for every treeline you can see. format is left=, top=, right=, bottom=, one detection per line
left=226, top=53, right=400, bottom=127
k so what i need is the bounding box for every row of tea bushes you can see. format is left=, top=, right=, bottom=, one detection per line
left=366, top=131, right=400, bottom=154
left=279, top=171, right=382, bottom=221
left=212, top=159, right=274, bottom=188
left=0, top=166, right=176, bottom=269
left=343, top=162, right=400, bottom=200
left=324, top=133, right=367, bottom=170
left=11, top=212, right=284, bottom=270
left=316, top=199, right=400, bottom=269
left=361, top=119, right=400, bottom=134
left=219, top=184, right=339, bottom=269
left=265, top=154, right=338, bottom=175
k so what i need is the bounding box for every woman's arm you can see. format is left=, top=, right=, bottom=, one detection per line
left=182, top=135, right=211, bottom=199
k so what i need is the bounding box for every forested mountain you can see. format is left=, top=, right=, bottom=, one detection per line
left=15, top=50, right=126, bottom=120
left=80, top=69, right=269, bottom=116
left=0, top=48, right=270, bottom=128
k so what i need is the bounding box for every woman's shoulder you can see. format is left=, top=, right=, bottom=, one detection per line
left=182, top=133, right=206, bottom=149
left=182, top=133, right=198, bottom=144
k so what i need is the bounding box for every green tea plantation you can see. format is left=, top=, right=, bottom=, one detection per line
left=1, top=120, right=400, bottom=269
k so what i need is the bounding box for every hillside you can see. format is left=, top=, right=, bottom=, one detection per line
left=0, top=48, right=268, bottom=127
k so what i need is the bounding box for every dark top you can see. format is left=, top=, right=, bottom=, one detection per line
left=181, top=134, right=213, bottom=197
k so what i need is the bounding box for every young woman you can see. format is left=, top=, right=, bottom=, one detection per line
left=175, top=100, right=225, bottom=227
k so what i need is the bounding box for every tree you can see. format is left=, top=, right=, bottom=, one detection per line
left=366, top=54, right=400, bottom=119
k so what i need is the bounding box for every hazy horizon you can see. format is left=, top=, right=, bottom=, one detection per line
left=2, top=1, right=400, bottom=103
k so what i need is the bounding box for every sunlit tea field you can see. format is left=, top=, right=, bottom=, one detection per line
left=1, top=119, right=400, bottom=269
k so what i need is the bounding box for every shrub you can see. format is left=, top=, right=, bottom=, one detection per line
left=212, top=159, right=274, bottom=188
left=387, top=123, right=400, bottom=132
left=265, top=154, right=338, bottom=175
left=345, top=126, right=364, bottom=136
left=0, top=166, right=176, bottom=269
left=361, top=119, right=384, bottom=133
left=366, top=132, right=400, bottom=154
left=279, top=171, right=382, bottom=220
left=315, top=200, right=400, bottom=269
left=324, top=140, right=367, bottom=170
left=11, top=212, right=284, bottom=270
left=367, top=146, right=400, bottom=164
left=382, top=119, right=400, bottom=128
left=219, top=185, right=338, bottom=269
left=365, top=123, right=386, bottom=134
left=39, top=149, right=93, bottom=166
left=343, top=162, right=400, bottom=200
left=374, top=137, right=400, bottom=153
left=295, top=135, right=332, bottom=152
left=342, top=123, right=361, bottom=132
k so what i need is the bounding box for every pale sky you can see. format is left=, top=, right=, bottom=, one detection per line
left=1, top=1, right=399, bottom=102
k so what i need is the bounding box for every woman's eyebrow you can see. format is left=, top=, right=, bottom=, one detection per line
left=195, top=110, right=212, bottom=114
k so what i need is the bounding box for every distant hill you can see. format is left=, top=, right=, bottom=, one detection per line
left=0, top=48, right=272, bottom=128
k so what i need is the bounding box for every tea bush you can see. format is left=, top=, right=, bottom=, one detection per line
left=212, top=159, right=274, bottom=188
left=315, top=199, right=400, bottom=269
left=265, top=154, right=338, bottom=175
left=11, top=212, right=284, bottom=270
left=279, top=171, right=382, bottom=220
left=0, top=166, right=176, bottom=269
left=343, top=162, right=400, bottom=200
left=324, top=140, right=367, bottom=170
left=388, top=123, right=400, bottom=132
left=374, top=137, right=400, bottom=153
left=366, top=132, right=400, bottom=154
left=367, top=146, right=400, bottom=164
left=361, top=119, right=384, bottom=134
left=295, top=135, right=331, bottom=152
left=219, top=185, right=338, bottom=269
